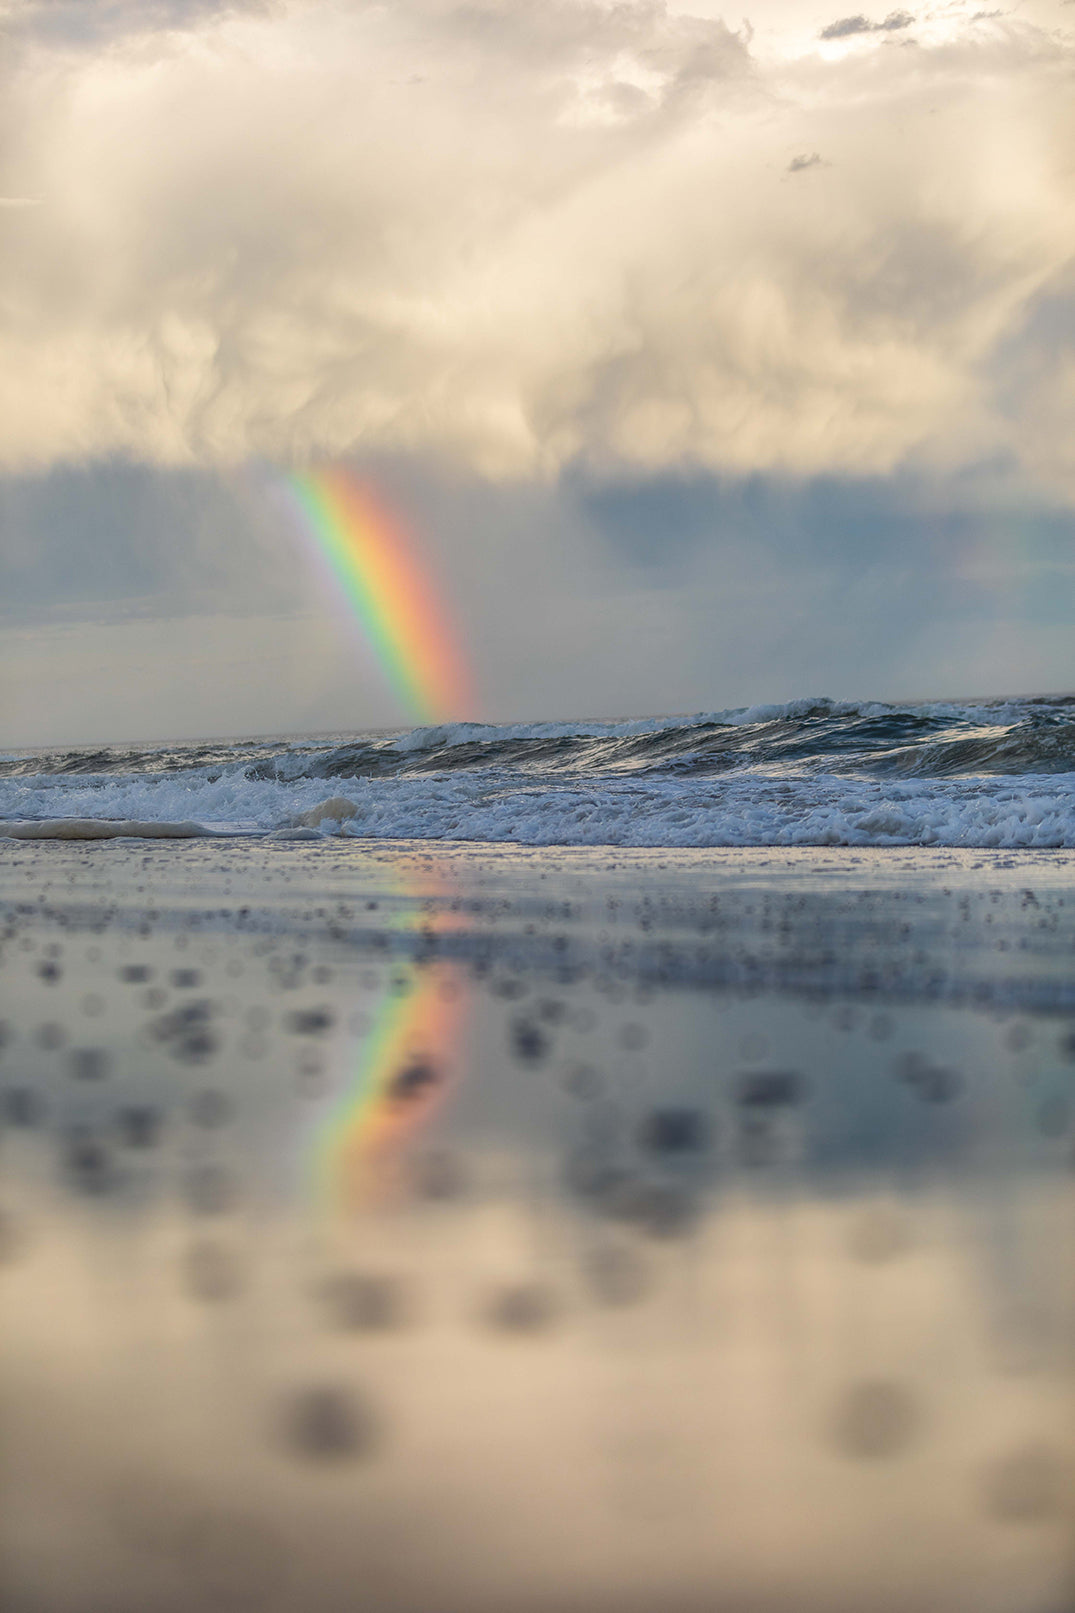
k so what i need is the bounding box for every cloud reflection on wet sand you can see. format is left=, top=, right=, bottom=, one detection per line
left=0, top=839, right=1072, bottom=1612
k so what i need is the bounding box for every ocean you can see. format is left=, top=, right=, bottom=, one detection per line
left=4, top=693, right=1075, bottom=846
left=2, top=694, right=1074, bottom=1613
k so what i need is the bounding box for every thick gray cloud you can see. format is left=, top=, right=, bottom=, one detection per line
left=0, top=0, right=273, bottom=44
left=2, top=0, right=1074, bottom=742
left=0, top=461, right=294, bottom=624
left=0, top=0, right=1072, bottom=486
left=2, top=455, right=1072, bottom=743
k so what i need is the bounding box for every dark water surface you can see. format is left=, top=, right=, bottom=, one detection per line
left=1, top=839, right=1073, bottom=1612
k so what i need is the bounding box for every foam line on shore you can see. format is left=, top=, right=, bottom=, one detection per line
left=0, top=819, right=217, bottom=840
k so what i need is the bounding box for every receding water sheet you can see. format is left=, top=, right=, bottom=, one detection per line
left=1, top=840, right=1072, bottom=1613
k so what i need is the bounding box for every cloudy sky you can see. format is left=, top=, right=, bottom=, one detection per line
left=1, top=0, right=1073, bottom=743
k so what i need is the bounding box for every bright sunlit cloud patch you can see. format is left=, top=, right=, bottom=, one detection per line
left=0, top=0, right=1072, bottom=492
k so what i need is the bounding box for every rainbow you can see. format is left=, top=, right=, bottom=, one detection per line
left=314, top=970, right=464, bottom=1212
left=309, top=861, right=468, bottom=1213
left=281, top=466, right=473, bottom=725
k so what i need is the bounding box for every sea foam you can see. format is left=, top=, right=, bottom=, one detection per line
left=2, top=771, right=1075, bottom=849
left=3, top=697, right=1074, bottom=849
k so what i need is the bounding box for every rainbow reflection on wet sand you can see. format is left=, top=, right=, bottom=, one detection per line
left=0, top=840, right=1072, bottom=1613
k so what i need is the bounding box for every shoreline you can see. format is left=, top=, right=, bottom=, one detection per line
left=4, top=837, right=1075, bottom=1014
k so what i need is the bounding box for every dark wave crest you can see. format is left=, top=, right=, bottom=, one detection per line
left=247, top=697, right=1075, bottom=783
left=3, top=695, right=1074, bottom=788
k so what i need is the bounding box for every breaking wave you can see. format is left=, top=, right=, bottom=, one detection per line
left=3, top=695, right=1075, bottom=848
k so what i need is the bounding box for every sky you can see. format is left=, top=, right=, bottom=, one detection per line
left=1, top=0, right=1073, bottom=743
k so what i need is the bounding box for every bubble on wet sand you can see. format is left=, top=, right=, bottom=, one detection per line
left=183, top=1239, right=244, bottom=1302
left=637, top=1107, right=709, bottom=1155
left=509, top=1016, right=550, bottom=1063
left=69, top=1046, right=111, bottom=1081
left=150, top=1001, right=220, bottom=1065
left=285, top=1006, right=336, bottom=1037
left=893, top=1052, right=964, bottom=1103
left=318, top=1271, right=412, bottom=1331
left=64, top=1129, right=116, bottom=1195
left=184, top=1163, right=239, bottom=1216
left=735, top=1117, right=782, bottom=1169
left=606, top=1179, right=697, bottom=1239
left=564, top=1147, right=630, bottom=1204
left=491, top=976, right=528, bottom=1000
left=583, top=1244, right=651, bottom=1307
left=484, top=1281, right=560, bottom=1334
left=982, top=1443, right=1065, bottom=1522
left=561, top=1062, right=603, bottom=1101
left=412, top=1148, right=468, bottom=1201
left=3, top=1085, right=45, bottom=1127
left=296, top=1050, right=329, bottom=1097
left=831, top=1380, right=918, bottom=1460
left=117, top=1104, right=164, bottom=1148
left=282, top=1385, right=378, bottom=1462
left=388, top=1058, right=443, bottom=1107
left=190, top=1088, right=234, bottom=1129
left=734, top=1071, right=806, bottom=1108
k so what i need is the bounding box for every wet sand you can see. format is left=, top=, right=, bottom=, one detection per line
left=1, top=839, right=1073, bottom=1613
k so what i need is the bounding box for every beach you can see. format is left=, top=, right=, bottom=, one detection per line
left=2, top=832, right=1073, bottom=1612
left=5, top=0, right=1075, bottom=1598
left=6, top=0, right=1075, bottom=1603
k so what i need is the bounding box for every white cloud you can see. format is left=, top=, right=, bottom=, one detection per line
left=0, top=0, right=1073, bottom=486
